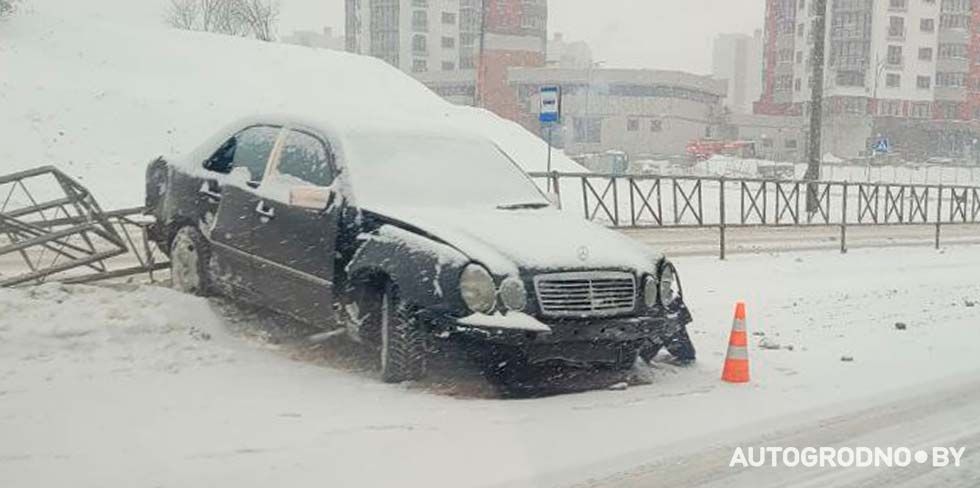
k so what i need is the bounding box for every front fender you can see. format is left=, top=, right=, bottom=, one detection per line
left=346, top=224, right=470, bottom=311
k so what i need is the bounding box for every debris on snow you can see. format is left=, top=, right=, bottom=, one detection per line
left=841, top=356, right=855, bottom=362
left=894, top=322, right=908, bottom=331
left=759, top=337, right=782, bottom=350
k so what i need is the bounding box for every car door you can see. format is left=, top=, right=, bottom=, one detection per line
left=245, top=128, right=342, bottom=328
left=207, top=125, right=284, bottom=295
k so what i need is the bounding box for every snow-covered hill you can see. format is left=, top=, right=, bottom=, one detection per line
left=0, top=0, right=582, bottom=209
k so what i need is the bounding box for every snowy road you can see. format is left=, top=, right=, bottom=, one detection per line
left=576, top=372, right=980, bottom=487
left=1, top=246, right=979, bottom=488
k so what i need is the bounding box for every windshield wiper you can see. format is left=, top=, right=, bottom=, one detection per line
left=496, top=202, right=550, bottom=210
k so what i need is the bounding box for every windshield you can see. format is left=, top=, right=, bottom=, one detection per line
left=345, top=134, right=548, bottom=209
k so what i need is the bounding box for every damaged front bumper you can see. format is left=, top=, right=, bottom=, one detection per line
left=425, top=307, right=693, bottom=365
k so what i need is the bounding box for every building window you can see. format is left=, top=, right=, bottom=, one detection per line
left=412, top=0, right=427, bottom=6
left=911, top=102, right=931, bottom=118
left=919, top=47, right=933, bottom=61
left=889, top=0, right=907, bottom=10
left=886, top=45, right=903, bottom=66
left=795, top=78, right=802, bottom=91
left=650, top=119, right=663, bottom=132
left=888, top=17, right=905, bottom=38
left=574, top=118, right=602, bottom=143
left=886, top=73, right=901, bottom=87
left=412, top=35, right=427, bottom=55
left=441, top=61, right=455, bottom=71
left=937, top=72, right=966, bottom=87
left=917, top=75, right=931, bottom=89
left=939, top=43, right=968, bottom=59
left=627, top=118, right=639, bottom=132
left=836, top=70, right=865, bottom=87
left=796, top=51, right=803, bottom=63
left=878, top=100, right=902, bottom=116
left=441, top=36, right=455, bottom=48
left=785, top=139, right=798, bottom=149
left=920, top=18, right=935, bottom=32
left=412, top=59, right=428, bottom=73
left=940, top=13, right=970, bottom=29
left=412, top=10, right=428, bottom=32
left=441, top=12, right=457, bottom=24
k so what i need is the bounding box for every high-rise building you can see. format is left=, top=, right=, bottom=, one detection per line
left=345, top=0, right=463, bottom=74
left=756, top=0, right=980, bottom=120
left=712, top=31, right=764, bottom=114
left=345, top=0, right=547, bottom=121
left=754, top=0, right=980, bottom=159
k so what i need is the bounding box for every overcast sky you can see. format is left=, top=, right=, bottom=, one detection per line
left=278, top=0, right=765, bottom=75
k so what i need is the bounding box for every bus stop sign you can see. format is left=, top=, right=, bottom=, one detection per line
left=539, top=85, right=561, bottom=124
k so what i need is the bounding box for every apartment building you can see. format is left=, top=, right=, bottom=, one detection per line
left=346, top=0, right=547, bottom=121
left=345, top=0, right=465, bottom=74
left=712, top=31, right=765, bottom=114
left=755, top=0, right=980, bottom=159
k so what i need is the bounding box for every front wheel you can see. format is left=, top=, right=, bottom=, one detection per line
left=379, top=282, right=427, bottom=383
left=170, top=226, right=212, bottom=296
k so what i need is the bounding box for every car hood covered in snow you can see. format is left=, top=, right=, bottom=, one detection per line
left=368, top=206, right=664, bottom=277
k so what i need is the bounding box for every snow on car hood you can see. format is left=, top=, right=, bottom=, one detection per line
left=368, top=206, right=664, bottom=277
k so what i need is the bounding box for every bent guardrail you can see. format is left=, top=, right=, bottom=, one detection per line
left=529, top=171, right=980, bottom=259
left=0, top=166, right=168, bottom=287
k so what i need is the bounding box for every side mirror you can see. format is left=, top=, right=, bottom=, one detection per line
left=289, top=186, right=334, bottom=211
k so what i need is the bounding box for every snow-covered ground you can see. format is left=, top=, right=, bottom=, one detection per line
left=0, top=0, right=583, bottom=210
left=2, top=246, right=979, bottom=487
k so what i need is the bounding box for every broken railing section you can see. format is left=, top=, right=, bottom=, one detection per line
left=0, top=166, right=168, bottom=287
left=530, top=171, right=980, bottom=259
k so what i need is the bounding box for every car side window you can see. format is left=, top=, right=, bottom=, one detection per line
left=275, top=130, right=335, bottom=187
left=203, top=126, right=281, bottom=183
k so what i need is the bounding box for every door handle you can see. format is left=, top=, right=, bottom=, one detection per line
left=255, top=201, right=275, bottom=219
left=199, top=181, right=222, bottom=201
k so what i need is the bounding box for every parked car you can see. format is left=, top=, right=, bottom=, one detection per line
left=145, top=115, right=695, bottom=383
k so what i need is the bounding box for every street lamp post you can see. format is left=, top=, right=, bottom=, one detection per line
left=805, top=0, right=828, bottom=212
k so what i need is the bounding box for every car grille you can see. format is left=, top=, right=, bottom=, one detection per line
left=534, top=271, right=637, bottom=317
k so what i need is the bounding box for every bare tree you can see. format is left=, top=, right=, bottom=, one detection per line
left=163, top=0, right=278, bottom=41
left=165, top=0, right=199, bottom=30
left=1, top=0, right=20, bottom=17
left=230, top=0, right=280, bottom=42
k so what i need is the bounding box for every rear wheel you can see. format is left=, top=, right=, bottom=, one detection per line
left=379, top=282, right=427, bottom=383
left=170, top=226, right=211, bottom=297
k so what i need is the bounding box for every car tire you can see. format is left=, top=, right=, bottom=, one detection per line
left=170, top=226, right=212, bottom=297
left=379, top=282, right=427, bottom=383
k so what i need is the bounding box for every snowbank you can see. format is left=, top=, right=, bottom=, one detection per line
left=0, top=0, right=583, bottom=209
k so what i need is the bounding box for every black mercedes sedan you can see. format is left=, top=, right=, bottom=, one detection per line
left=145, top=115, right=694, bottom=383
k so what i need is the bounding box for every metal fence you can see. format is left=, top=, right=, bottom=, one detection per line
left=529, top=171, right=980, bottom=259
left=0, top=166, right=168, bottom=287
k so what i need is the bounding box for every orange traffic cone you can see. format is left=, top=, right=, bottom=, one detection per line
left=722, top=302, right=750, bottom=383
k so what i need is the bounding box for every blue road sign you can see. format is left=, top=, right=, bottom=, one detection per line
left=872, top=138, right=891, bottom=154
left=539, top=85, right=561, bottom=124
